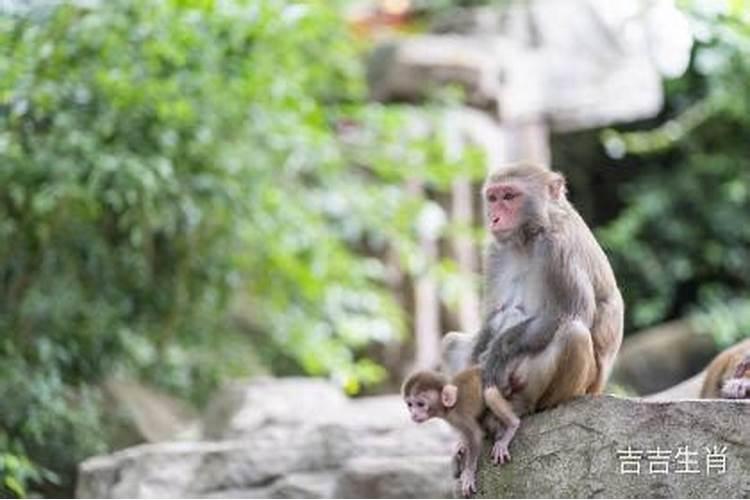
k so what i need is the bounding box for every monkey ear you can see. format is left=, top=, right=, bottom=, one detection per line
left=548, top=173, right=566, bottom=201
left=441, top=384, right=458, bottom=408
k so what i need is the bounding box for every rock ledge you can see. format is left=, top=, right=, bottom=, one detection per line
left=77, top=379, right=749, bottom=499
left=476, top=395, right=749, bottom=499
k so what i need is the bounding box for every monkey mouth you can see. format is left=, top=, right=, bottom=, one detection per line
left=411, top=415, right=427, bottom=423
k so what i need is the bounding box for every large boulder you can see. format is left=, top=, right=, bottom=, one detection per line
left=611, top=320, right=718, bottom=395
left=78, top=378, right=456, bottom=498
left=475, top=396, right=750, bottom=498
left=334, top=456, right=454, bottom=499
left=201, top=377, right=350, bottom=439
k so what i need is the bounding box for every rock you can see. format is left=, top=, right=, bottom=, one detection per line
left=103, top=379, right=201, bottom=445
left=77, top=426, right=355, bottom=498
left=345, top=395, right=414, bottom=432
left=357, top=420, right=454, bottom=458
left=475, top=395, right=750, bottom=498
left=202, top=472, right=338, bottom=499
left=611, top=320, right=718, bottom=395
left=334, top=456, right=454, bottom=499
left=202, top=377, right=349, bottom=439
left=79, top=377, right=750, bottom=499
left=368, top=0, right=692, bottom=132
left=77, top=441, right=224, bottom=498
left=202, top=377, right=451, bottom=440
left=367, top=36, right=500, bottom=108
left=268, top=472, right=338, bottom=499
left=79, top=378, right=458, bottom=499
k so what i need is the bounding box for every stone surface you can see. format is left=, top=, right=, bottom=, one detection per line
left=475, top=395, right=750, bottom=499
left=78, top=378, right=456, bottom=499
left=201, top=377, right=349, bottom=439
left=79, top=378, right=750, bottom=499
left=334, top=456, right=454, bottom=499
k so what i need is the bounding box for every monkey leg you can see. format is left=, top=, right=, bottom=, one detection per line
left=541, top=321, right=597, bottom=408
left=483, top=386, right=520, bottom=465
left=512, top=320, right=596, bottom=412
left=587, top=295, right=624, bottom=394
left=441, top=331, right=477, bottom=377
left=456, top=423, right=483, bottom=498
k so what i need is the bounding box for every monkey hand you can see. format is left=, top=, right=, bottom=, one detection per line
left=459, top=468, right=477, bottom=497
left=491, top=440, right=511, bottom=465
left=721, top=377, right=750, bottom=399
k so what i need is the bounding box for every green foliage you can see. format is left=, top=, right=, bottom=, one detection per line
left=692, top=298, right=750, bottom=348
left=0, top=0, right=483, bottom=495
left=599, top=2, right=750, bottom=333
left=0, top=451, right=45, bottom=498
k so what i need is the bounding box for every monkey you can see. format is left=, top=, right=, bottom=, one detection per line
left=443, top=163, right=624, bottom=418
left=402, top=366, right=521, bottom=497
left=700, top=338, right=750, bottom=399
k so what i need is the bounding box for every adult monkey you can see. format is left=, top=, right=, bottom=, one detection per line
left=443, top=163, right=623, bottom=415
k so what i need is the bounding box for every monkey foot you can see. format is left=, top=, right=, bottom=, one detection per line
left=491, top=441, right=511, bottom=465
left=460, top=470, right=477, bottom=498
left=721, top=378, right=750, bottom=399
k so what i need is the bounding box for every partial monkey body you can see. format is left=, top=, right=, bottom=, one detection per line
left=700, top=338, right=750, bottom=399
left=402, top=366, right=520, bottom=497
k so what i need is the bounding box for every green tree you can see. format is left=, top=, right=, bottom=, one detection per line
left=0, top=0, right=482, bottom=495
left=599, top=1, right=750, bottom=337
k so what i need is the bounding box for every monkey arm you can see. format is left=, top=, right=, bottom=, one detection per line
left=481, top=316, right=553, bottom=386
left=470, top=309, right=504, bottom=363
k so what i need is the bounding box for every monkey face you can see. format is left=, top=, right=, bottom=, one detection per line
left=404, top=390, right=439, bottom=423
left=485, top=182, right=525, bottom=236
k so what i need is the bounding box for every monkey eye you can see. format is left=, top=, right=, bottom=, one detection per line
left=487, top=193, right=497, bottom=203
left=503, top=192, right=518, bottom=201
left=416, top=401, right=425, bottom=408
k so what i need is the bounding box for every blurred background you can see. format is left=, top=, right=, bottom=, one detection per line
left=0, top=0, right=749, bottom=497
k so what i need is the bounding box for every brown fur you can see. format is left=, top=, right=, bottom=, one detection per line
left=472, top=163, right=624, bottom=416
left=402, top=367, right=520, bottom=497
left=700, top=338, right=750, bottom=398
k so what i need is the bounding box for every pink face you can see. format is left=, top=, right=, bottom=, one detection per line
left=405, top=390, right=439, bottom=423
left=485, top=182, right=524, bottom=235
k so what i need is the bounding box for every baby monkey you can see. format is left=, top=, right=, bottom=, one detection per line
left=402, top=366, right=520, bottom=497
